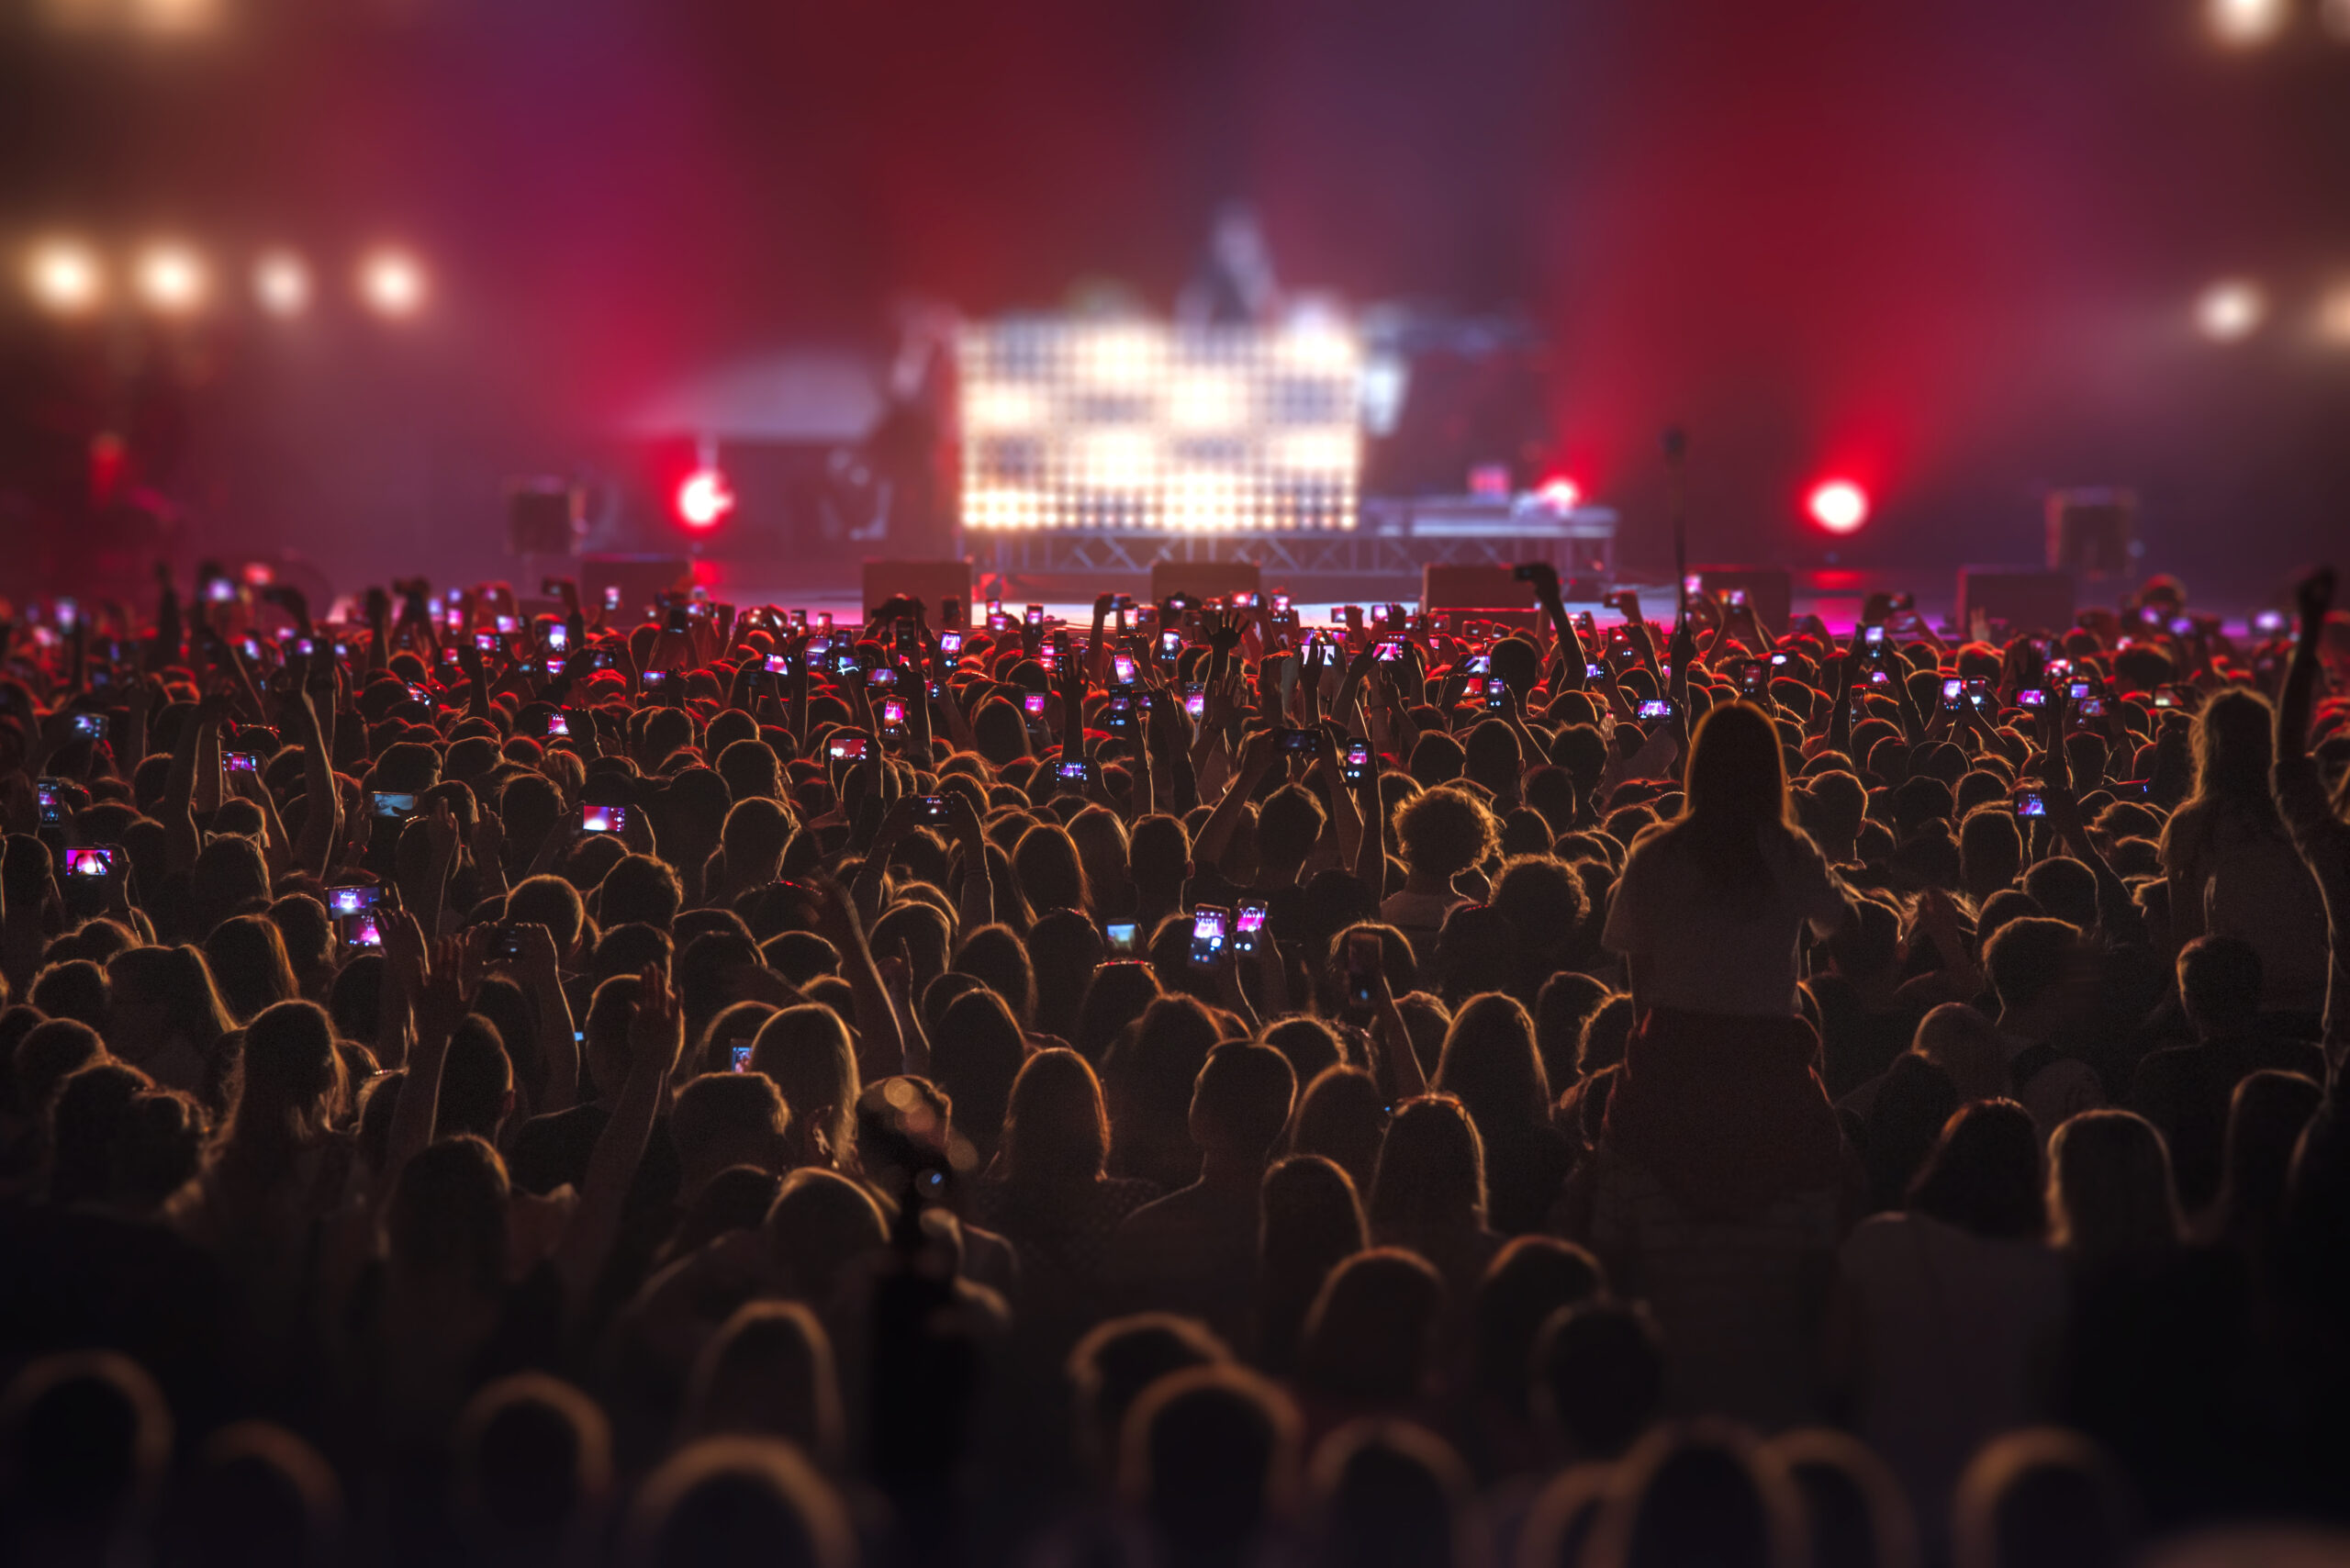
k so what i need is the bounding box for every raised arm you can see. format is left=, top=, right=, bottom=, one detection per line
left=813, top=879, right=905, bottom=1080
left=554, top=959, right=680, bottom=1326
left=287, top=661, right=342, bottom=880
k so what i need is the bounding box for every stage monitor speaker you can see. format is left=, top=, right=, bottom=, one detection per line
left=1151, top=561, right=1260, bottom=606
left=1688, top=566, right=1791, bottom=633
left=2046, top=488, right=2136, bottom=580
left=506, top=482, right=579, bottom=557
left=1428, top=607, right=1544, bottom=637
left=863, top=559, right=972, bottom=625
left=580, top=555, right=692, bottom=622
left=1421, top=565, right=1536, bottom=611
left=1957, top=567, right=2074, bottom=637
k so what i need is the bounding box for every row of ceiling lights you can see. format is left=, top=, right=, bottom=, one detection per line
left=21, top=240, right=428, bottom=320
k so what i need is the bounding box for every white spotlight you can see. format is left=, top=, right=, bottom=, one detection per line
left=28, top=241, right=103, bottom=314
left=2196, top=279, right=2266, bottom=342
left=2210, top=0, right=2288, bottom=45
left=359, top=250, right=426, bottom=318
left=136, top=244, right=207, bottom=314
left=252, top=252, right=310, bottom=318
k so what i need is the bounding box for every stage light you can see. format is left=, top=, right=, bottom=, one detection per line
left=359, top=250, right=425, bottom=318
left=135, top=244, right=206, bottom=314
left=675, top=467, right=735, bottom=531
left=2210, top=0, right=2288, bottom=45
left=1807, top=479, right=1870, bottom=535
left=252, top=252, right=310, bottom=318
left=2196, top=278, right=2265, bottom=342
left=1536, top=476, right=1582, bottom=511
left=2317, top=285, right=2350, bottom=346
left=27, top=241, right=102, bottom=314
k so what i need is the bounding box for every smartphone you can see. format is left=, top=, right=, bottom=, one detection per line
left=880, top=697, right=907, bottom=733
left=828, top=735, right=869, bottom=763
left=1056, top=758, right=1095, bottom=791
left=867, top=666, right=897, bottom=689
left=911, top=794, right=954, bottom=825
left=2253, top=610, right=2286, bottom=635
left=1112, top=652, right=1137, bottom=686
left=1484, top=680, right=1510, bottom=711
left=64, top=711, right=108, bottom=743
left=1023, top=691, right=1048, bottom=721
left=641, top=669, right=666, bottom=689
left=1184, top=683, right=1206, bottom=718
left=1735, top=659, right=1767, bottom=694
left=1585, top=662, right=1606, bottom=679
left=546, top=623, right=569, bottom=652
left=763, top=655, right=795, bottom=679
left=65, top=846, right=116, bottom=879
left=370, top=791, right=419, bottom=820
left=1725, top=588, right=1749, bottom=610
left=2017, top=688, right=2047, bottom=709
left=207, top=577, right=236, bottom=603
left=1025, top=605, right=1045, bottom=633
left=36, top=778, right=66, bottom=825
left=224, top=750, right=259, bottom=774
left=1684, top=573, right=1704, bottom=598
left=1463, top=654, right=1493, bottom=676
left=326, top=884, right=384, bottom=915
left=1343, top=739, right=1371, bottom=785
left=1964, top=678, right=1991, bottom=709
left=1863, top=625, right=1886, bottom=650
left=1941, top=678, right=1965, bottom=707
left=1375, top=641, right=1404, bottom=663
left=1233, top=900, right=1269, bottom=957
left=2012, top=787, right=2048, bottom=819
left=580, top=802, right=629, bottom=834
left=1105, top=921, right=1140, bottom=956
left=1189, top=906, right=1231, bottom=968
left=338, top=911, right=386, bottom=948
left=1636, top=698, right=1676, bottom=721
left=2076, top=696, right=2106, bottom=718
left=939, top=630, right=964, bottom=657
left=1104, top=693, right=1135, bottom=733
left=1345, top=930, right=1382, bottom=1011
left=602, top=585, right=622, bottom=610
left=1158, top=630, right=1182, bottom=662
left=1279, top=727, right=1321, bottom=754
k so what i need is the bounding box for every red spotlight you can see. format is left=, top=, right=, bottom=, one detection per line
left=1807, top=479, right=1870, bottom=535
left=1536, top=475, right=1582, bottom=511
left=676, top=467, right=735, bottom=531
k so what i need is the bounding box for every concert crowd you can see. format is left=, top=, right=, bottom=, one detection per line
left=0, top=560, right=2345, bottom=1568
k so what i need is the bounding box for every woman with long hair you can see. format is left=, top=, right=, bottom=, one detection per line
left=105, top=945, right=236, bottom=1107
left=1597, top=701, right=1856, bottom=1219
left=970, top=1048, right=1158, bottom=1332
left=1830, top=1100, right=2066, bottom=1540
left=1431, top=993, right=1572, bottom=1235
left=1366, top=1095, right=1502, bottom=1308
left=2159, top=689, right=2328, bottom=1019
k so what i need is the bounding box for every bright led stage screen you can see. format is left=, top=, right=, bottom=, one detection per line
left=958, top=318, right=1362, bottom=533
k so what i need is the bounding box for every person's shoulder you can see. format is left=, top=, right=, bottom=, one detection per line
left=1839, top=1209, right=1914, bottom=1260
left=2257, top=1036, right=2328, bottom=1081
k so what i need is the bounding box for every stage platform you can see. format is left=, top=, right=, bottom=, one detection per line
left=966, top=498, right=1620, bottom=602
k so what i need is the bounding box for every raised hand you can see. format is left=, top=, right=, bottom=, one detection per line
left=627, top=958, right=684, bottom=1081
